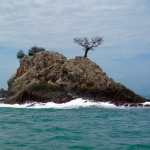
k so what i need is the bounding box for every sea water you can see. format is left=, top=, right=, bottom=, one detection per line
left=0, top=98, right=150, bottom=150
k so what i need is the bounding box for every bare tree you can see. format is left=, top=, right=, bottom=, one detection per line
left=73, top=36, right=103, bottom=57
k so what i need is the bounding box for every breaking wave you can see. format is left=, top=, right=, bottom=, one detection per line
left=0, top=98, right=119, bottom=109
left=0, top=98, right=150, bottom=109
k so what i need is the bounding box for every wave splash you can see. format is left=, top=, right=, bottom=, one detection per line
left=0, top=98, right=150, bottom=109
left=0, top=98, right=117, bottom=109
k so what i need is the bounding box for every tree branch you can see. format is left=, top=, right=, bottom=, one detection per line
left=73, top=36, right=103, bottom=57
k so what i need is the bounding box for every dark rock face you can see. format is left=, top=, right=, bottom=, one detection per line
left=5, top=81, right=73, bottom=104
left=4, top=51, right=148, bottom=106
left=0, top=88, right=10, bottom=98
left=5, top=90, right=73, bottom=105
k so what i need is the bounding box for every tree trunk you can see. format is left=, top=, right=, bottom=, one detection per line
left=84, top=50, right=88, bottom=57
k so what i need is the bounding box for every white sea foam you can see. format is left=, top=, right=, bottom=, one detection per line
left=0, top=98, right=149, bottom=109
left=0, top=98, right=119, bottom=109
left=142, top=101, right=150, bottom=106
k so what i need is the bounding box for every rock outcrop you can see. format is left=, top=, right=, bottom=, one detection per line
left=0, top=88, right=10, bottom=98
left=4, top=51, right=148, bottom=106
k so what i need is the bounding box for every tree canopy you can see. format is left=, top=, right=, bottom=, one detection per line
left=28, top=46, right=45, bottom=56
left=17, top=50, right=25, bottom=60
left=16, top=46, right=46, bottom=60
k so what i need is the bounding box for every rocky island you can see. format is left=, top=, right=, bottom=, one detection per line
left=0, top=50, right=149, bottom=107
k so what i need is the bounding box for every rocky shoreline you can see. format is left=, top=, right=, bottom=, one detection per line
left=0, top=90, right=149, bottom=107
left=0, top=51, right=149, bottom=107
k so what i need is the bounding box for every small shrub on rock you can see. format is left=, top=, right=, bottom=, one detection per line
left=28, top=46, right=45, bottom=56
left=17, top=50, right=25, bottom=59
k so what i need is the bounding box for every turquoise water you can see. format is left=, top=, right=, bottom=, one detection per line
left=1, top=102, right=150, bottom=150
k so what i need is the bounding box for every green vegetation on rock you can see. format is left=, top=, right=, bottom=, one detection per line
left=16, top=46, right=46, bottom=60
left=28, top=46, right=45, bottom=56
left=17, top=50, right=25, bottom=60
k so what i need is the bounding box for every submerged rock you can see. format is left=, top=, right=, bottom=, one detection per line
left=4, top=51, right=148, bottom=106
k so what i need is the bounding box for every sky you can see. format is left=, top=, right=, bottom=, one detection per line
left=0, top=0, right=150, bottom=96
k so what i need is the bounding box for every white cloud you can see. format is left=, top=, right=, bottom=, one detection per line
left=0, top=0, right=150, bottom=94
left=0, top=0, right=149, bottom=49
left=34, top=0, right=47, bottom=5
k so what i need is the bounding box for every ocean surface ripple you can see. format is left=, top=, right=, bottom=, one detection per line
left=0, top=98, right=150, bottom=149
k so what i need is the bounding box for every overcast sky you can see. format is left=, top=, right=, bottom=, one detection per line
left=0, top=0, right=150, bottom=96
